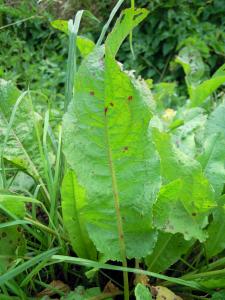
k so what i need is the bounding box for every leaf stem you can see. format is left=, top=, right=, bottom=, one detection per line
left=104, top=116, right=129, bottom=299
left=107, top=147, right=130, bottom=300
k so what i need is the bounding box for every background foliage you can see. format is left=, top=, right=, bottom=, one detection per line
left=0, top=0, right=224, bottom=99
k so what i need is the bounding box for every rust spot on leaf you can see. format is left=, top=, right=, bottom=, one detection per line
left=90, top=91, right=95, bottom=96
left=104, top=107, right=108, bottom=115
left=128, top=95, right=133, bottom=101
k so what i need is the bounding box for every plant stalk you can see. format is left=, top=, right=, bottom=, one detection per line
left=104, top=127, right=129, bottom=300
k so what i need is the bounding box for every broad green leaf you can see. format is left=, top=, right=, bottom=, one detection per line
left=0, top=195, right=26, bottom=274
left=152, top=128, right=215, bottom=241
left=198, top=134, right=225, bottom=198
left=63, top=45, right=160, bottom=260
left=172, top=107, right=206, bottom=157
left=189, top=63, right=225, bottom=107
left=176, top=46, right=225, bottom=107
left=106, top=8, right=149, bottom=57
left=175, top=46, right=206, bottom=87
left=76, top=37, right=95, bottom=58
left=189, top=77, right=225, bottom=108
left=135, top=283, right=152, bottom=300
left=153, top=179, right=213, bottom=241
left=205, top=197, right=225, bottom=258
left=61, top=170, right=96, bottom=259
left=153, top=82, right=177, bottom=111
left=0, top=195, right=25, bottom=217
left=145, top=232, right=193, bottom=273
left=0, top=79, right=45, bottom=182
left=51, top=19, right=95, bottom=58
left=205, top=101, right=225, bottom=137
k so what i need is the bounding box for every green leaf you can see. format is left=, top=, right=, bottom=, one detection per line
left=76, top=37, right=95, bottom=58
left=61, top=170, right=97, bottom=259
left=198, top=134, right=225, bottom=198
left=176, top=47, right=225, bottom=107
left=189, top=63, right=225, bottom=107
left=205, top=101, right=225, bottom=138
left=205, top=198, right=225, bottom=258
left=145, top=232, right=193, bottom=273
left=175, top=46, right=206, bottom=87
left=172, top=107, right=206, bottom=157
left=135, top=283, right=152, bottom=300
left=106, top=8, right=149, bottom=57
left=51, top=19, right=95, bottom=58
left=153, top=82, right=177, bottom=111
left=0, top=195, right=26, bottom=274
left=153, top=179, right=213, bottom=242
left=0, top=195, right=25, bottom=217
left=63, top=46, right=160, bottom=260
left=152, top=128, right=215, bottom=241
left=0, top=79, right=45, bottom=182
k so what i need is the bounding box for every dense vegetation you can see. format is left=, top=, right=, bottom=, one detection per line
left=0, top=1, right=225, bottom=300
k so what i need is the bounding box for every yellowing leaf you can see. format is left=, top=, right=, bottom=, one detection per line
left=152, top=286, right=183, bottom=300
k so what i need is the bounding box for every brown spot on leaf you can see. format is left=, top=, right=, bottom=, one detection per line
left=110, top=102, right=114, bottom=107
left=128, top=95, right=133, bottom=101
left=104, top=107, right=108, bottom=115
left=90, top=91, right=95, bottom=96
left=192, top=212, right=197, bottom=216
left=123, top=146, right=129, bottom=152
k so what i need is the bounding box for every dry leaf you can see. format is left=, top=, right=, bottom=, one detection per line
left=134, top=274, right=150, bottom=286
left=103, top=280, right=120, bottom=294
left=37, top=280, right=70, bottom=297
left=151, top=286, right=183, bottom=300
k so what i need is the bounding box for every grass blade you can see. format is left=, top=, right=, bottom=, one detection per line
left=0, top=248, right=59, bottom=285
left=96, top=0, right=125, bottom=46
left=51, top=255, right=207, bottom=292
